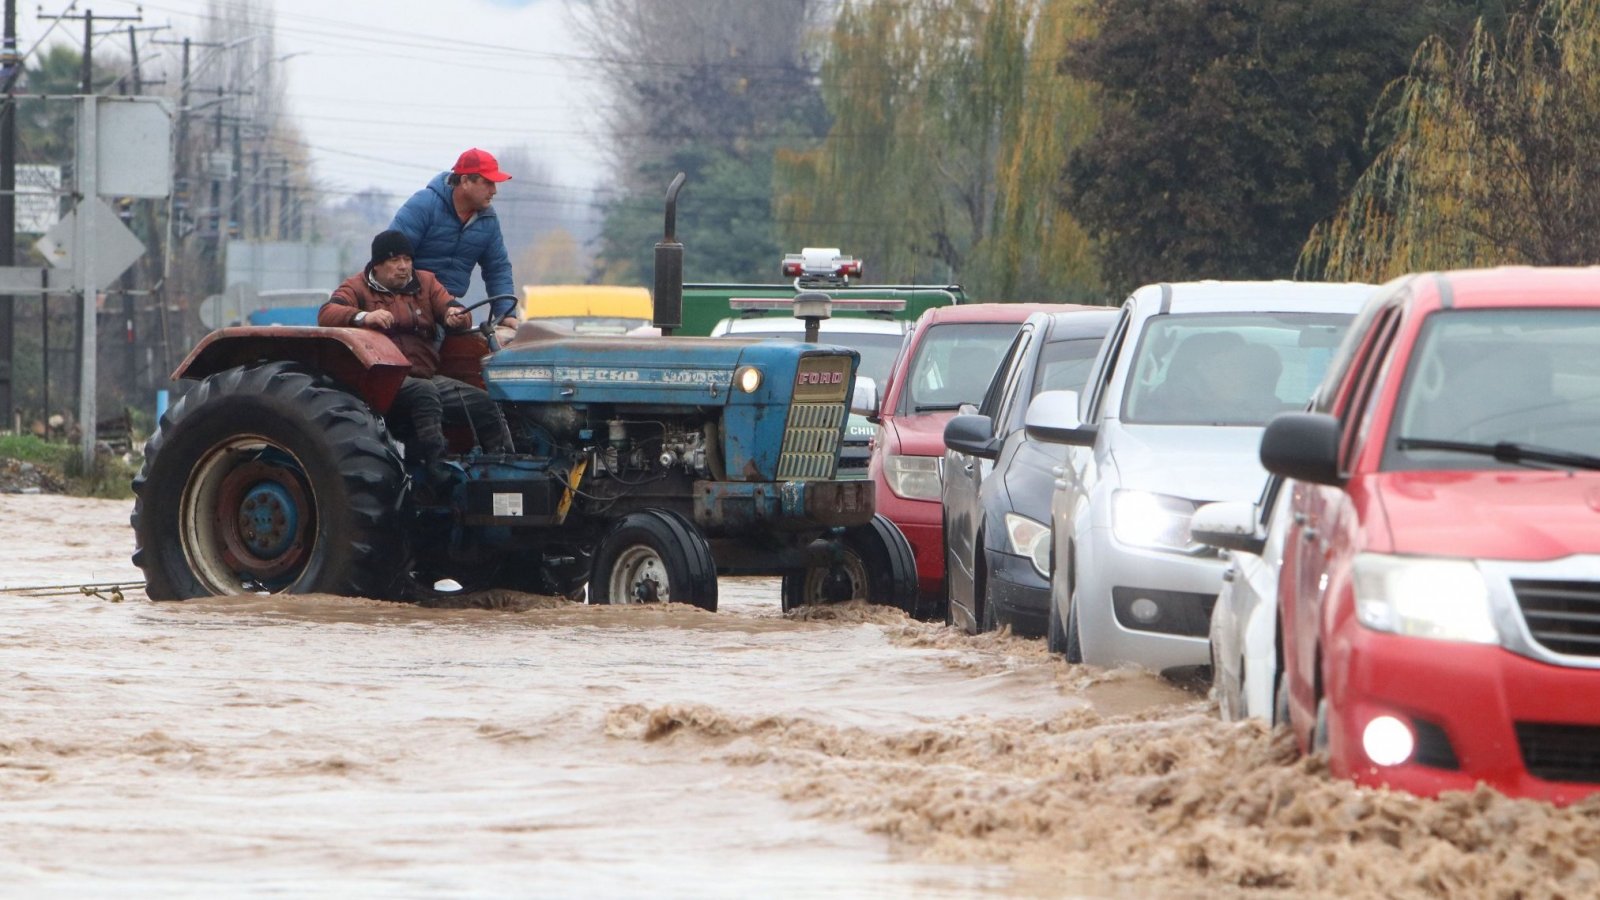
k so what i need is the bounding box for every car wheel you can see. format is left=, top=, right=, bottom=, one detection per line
left=1312, top=696, right=1331, bottom=754
left=1272, top=669, right=1290, bottom=730
left=1046, top=592, right=1068, bottom=656
left=977, top=547, right=997, bottom=634
left=1064, top=586, right=1084, bottom=664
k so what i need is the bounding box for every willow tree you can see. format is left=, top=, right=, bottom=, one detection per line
left=776, top=0, right=1102, bottom=300
left=1304, top=0, right=1600, bottom=280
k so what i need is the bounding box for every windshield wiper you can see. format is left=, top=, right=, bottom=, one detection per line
left=914, top=403, right=964, bottom=412
left=1394, top=437, right=1600, bottom=472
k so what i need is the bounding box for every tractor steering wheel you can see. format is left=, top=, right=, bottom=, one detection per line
left=452, top=293, right=521, bottom=351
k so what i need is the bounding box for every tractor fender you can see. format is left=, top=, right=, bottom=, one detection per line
left=171, top=326, right=412, bottom=414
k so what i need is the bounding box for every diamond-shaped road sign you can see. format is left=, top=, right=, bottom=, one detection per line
left=34, top=198, right=147, bottom=291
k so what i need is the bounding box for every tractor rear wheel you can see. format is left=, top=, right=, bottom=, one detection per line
left=131, top=362, right=407, bottom=600
left=781, top=514, right=917, bottom=614
left=589, top=509, right=717, bottom=612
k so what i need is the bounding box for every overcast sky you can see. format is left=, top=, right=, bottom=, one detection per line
left=20, top=0, right=608, bottom=208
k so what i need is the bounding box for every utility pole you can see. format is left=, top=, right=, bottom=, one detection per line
left=57, top=7, right=142, bottom=431
left=0, top=0, right=17, bottom=431
left=114, top=24, right=165, bottom=408
left=151, top=34, right=223, bottom=372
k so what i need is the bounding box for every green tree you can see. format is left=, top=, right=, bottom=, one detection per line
left=1065, top=0, right=1492, bottom=293
left=576, top=1, right=831, bottom=283
left=778, top=0, right=1102, bottom=300
left=1305, top=0, right=1600, bottom=279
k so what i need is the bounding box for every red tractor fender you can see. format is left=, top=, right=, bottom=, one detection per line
left=171, top=326, right=412, bottom=414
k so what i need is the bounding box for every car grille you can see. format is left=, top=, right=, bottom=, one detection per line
left=1511, top=579, right=1600, bottom=658
left=1515, top=722, right=1600, bottom=784
left=778, top=401, right=844, bottom=481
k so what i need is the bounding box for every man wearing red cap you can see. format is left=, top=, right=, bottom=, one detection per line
left=390, top=148, right=520, bottom=340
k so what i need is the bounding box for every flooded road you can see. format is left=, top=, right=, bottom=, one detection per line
left=2, top=494, right=1597, bottom=897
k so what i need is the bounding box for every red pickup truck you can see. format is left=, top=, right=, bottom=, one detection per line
left=863, top=303, right=1067, bottom=617
left=1262, top=267, right=1600, bottom=804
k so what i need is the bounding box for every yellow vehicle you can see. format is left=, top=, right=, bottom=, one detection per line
left=522, top=285, right=653, bottom=335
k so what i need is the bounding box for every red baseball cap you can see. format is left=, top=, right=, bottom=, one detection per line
left=452, top=148, right=512, bottom=183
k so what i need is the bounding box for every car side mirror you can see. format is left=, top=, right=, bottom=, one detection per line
left=1260, top=412, right=1343, bottom=486
left=1190, top=501, right=1265, bottom=557
left=851, top=376, right=879, bottom=421
left=944, top=414, right=999, bottom=460
left=1024, top=390, right=1097, bottom=446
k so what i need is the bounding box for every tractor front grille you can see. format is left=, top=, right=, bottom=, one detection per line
left=778, top=401, right=845, bottom=480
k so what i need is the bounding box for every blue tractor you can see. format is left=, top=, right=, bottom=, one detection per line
left=130, top=178, right=917, bottom=611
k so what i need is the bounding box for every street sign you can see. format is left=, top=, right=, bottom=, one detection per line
left=15, top=164, right=62, bottom=234
left=34, top=199, right=147, bottom=291
left=97, top=98, right=173, bottom=199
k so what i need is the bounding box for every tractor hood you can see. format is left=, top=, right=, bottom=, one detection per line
left=484, top=336, right=857, bottom=408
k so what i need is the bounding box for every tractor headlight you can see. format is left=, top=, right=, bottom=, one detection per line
left=735, top=366, right=763, bottom=393
left=1004, top=513, right=1052, bottom=579
left=883, top=454, right=942, bottom=500
left=1111, top=490, right=1200, bottom=553
left=1353, top=553, right=1499, bottom=644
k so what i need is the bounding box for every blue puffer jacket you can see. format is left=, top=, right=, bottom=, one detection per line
left=390, top=172, right=517, bottom=321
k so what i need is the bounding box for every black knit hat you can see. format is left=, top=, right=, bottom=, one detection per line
left=369, top=229, right=414, bottom=268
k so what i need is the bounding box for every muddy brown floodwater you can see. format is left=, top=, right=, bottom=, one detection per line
left=2, top=494, right=1598, bottom=898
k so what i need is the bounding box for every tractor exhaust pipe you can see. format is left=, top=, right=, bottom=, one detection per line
left=652, top=172, right=687, bottom=336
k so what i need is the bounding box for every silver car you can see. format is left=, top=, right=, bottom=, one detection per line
left=1026, top=281, right=1371, bottom=677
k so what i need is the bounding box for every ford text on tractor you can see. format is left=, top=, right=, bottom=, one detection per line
left=130, top=175, right=917, bottom=613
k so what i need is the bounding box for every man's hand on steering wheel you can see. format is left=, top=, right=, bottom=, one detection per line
left=443, top=305, right=472, bottom=331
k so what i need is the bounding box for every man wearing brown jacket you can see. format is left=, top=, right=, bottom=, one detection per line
left=320, top=230, right=512, bottom=489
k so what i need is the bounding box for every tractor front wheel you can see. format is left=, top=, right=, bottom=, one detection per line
left=589, top=509, right=717, bottom=612
left=781, top=514, right=917, bottom=614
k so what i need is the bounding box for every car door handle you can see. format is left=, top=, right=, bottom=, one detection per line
left=1052, top=466, right=1065, bottom=477
left=963, top=461, right=975, bottom=473
left=1293, top=512, right=1309, bottom=526
left=1300, top=527, right=1317, bottom=542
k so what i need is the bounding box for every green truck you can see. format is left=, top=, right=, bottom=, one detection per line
left=677, top=248, right=967, bottom=336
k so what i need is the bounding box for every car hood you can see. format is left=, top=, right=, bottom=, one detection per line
left=888, top=411, right=959, bottom=457
left=1376, top=470, right=1600, bottom=559
left=1109, top=423, right=1269, bottom=505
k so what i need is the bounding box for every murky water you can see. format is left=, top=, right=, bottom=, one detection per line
left=2, top=495, right=1597, bottom=897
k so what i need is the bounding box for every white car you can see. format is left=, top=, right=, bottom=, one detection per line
left=1025, top=281, right=1371, bottom=678
left=1190, top=475, right=1290, bottom=722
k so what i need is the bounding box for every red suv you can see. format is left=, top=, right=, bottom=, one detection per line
left=865, top=303, right=1065, bottom=617
left=1263, top=267, right=1600, bottom=804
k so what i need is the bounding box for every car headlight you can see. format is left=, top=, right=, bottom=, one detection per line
left=1110, top=489, right=1201, bottom=553
left=1004, top=513, right=1051, bottom=579
left=735, top=366, right=763, bottom=393
left=883, top=454, right=942, bottom=500
left=1352, top=553, right=1499, bottom=644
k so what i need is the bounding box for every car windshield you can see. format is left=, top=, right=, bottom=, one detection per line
left=901, top=322, right=1021, bottom=413
left=1032, top=336, right=1105, bottom=396
left=1122, top=312, right=1352, bottom=426
left=1388, top=308, right=1600, bottom=470
left=733, top=330, right=904, bottom=384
